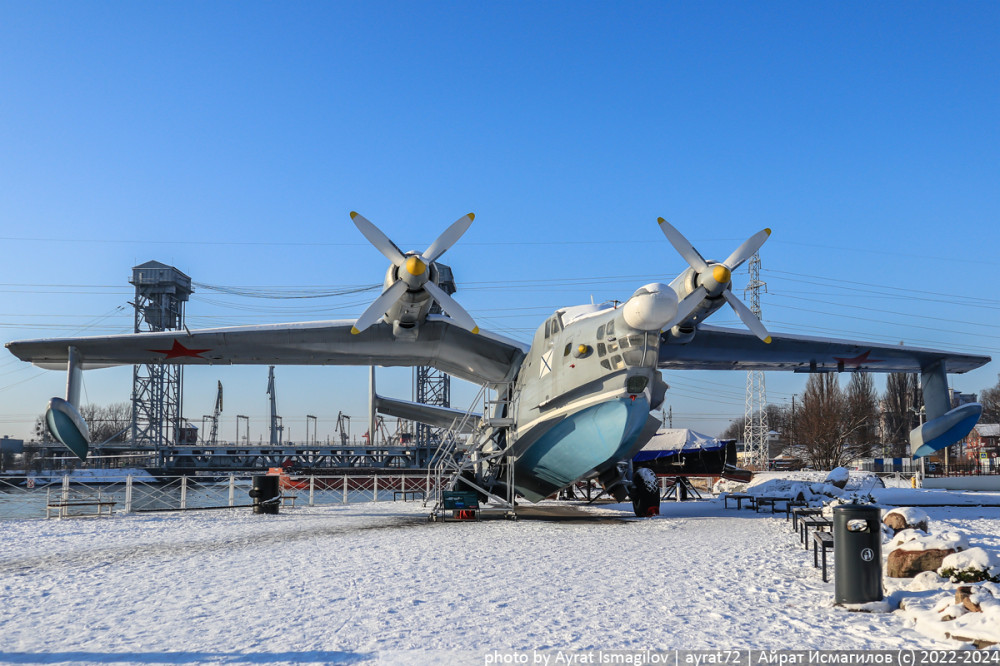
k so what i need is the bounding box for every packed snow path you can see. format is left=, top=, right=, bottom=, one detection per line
left=0, top=500, right=977, bottom=664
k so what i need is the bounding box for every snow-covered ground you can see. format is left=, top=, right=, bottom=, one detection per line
left=2, top=483, right=999, bottom=665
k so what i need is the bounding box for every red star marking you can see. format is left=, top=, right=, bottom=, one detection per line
left=833, top=350, right=883, bottom=368
left=147, top=340, right=212, bottom=360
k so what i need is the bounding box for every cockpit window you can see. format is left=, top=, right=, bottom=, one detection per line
left=545, top=316, right=561, bottom=338
left=606, top=320, right=615, bottom=337
left=596, top=324, right=605, bottom=339
left=622, top=332, right=660, bottom=367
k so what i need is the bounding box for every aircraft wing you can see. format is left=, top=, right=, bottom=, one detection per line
left=374, top=394, right=481, bottom=434
left=658, top=325, right=990, bottom=374
left=6, top=316, right=527, bottom=386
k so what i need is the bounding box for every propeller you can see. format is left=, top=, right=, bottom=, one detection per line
left=657, top=217, right=772, bottom=343
left=349, top=212, right=479, bottom=335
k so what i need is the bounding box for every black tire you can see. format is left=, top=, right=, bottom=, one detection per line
left=631, top=468, right=661, bottom=517
left=632, top=490, right=660, bottom=517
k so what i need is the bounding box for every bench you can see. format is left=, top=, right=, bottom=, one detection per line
left=800, top=516, right=832, bottom=550
left=782, top=499, right=808, bottom=520
left=393, top=490, right=425, bottom=502
left=723, top=493, right=754, bottom=510
left=281, top=494, right=298, bottom=508
left=46, top=500, right=116, bottom=520
left=790, top=506, right=822, bottom=531
left=754, top=496, right=794, bottom=514
left=813, top=530, right=834, bottom=582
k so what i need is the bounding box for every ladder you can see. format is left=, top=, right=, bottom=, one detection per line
left=426, top=383, right=518, bottom=520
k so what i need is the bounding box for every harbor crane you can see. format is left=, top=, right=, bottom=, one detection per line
left=201, top=380, right=223, bottom=446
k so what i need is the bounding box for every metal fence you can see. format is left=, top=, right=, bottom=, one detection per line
left=923, top=461, right=1000, bottom=477
left=856, top=457, right=1000, bottom=477
left=0, top=473, right=440, bottom=520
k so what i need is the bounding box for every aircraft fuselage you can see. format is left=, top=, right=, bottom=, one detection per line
left=506, top=302, right=669, bottom=501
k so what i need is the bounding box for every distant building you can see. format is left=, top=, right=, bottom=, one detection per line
left=0, top=436, right=24, bottom=454
left=966, top=424, right=1000, bottom=467
left=950, top=389, right=978, bottom=408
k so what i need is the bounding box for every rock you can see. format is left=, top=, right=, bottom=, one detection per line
left=938, top=547, right=1000, bottom=582
left=825, top=466, right=850, bottom=489
left=908, top=570, right=945, bottom=591
left=883, top=507, right=930, bottom=534
left=887, top=548, right=957, bottom=578
left=888, top=529, right=969, bottom=553
left=956, top=586, right=982, bottom=613
left=949, top=636, right=997, bottom=650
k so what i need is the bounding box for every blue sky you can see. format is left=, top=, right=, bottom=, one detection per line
left=2, top=1, right=998, bottom=444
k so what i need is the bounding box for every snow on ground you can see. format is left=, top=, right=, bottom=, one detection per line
left=2, top=489, right=999, bottom=665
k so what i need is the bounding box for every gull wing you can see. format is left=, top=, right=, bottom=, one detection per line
left=6, top=316, right=527, bottom=386
left=658, top=324, right=990, bottom=374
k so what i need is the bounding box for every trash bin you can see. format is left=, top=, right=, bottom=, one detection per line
left=833, top=504, right=882, bottom=604
left=250, top=475, right=280, bottom=515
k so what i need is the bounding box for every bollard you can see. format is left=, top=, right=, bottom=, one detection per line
left=833, top=504, right=882, bottom=604
left=249, top=475, right=280, bottom=515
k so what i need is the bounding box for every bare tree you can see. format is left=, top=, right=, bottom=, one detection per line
left=719, top=403, right=787, bottom=443
left=882, top=372, right=920, bottom=457
left=765, top=402, right=792, bottom=446
left=720, top=418, right=745, bottom=441
left=797, top=374, right=847, bottom=469
left=81, top=402, right=131, bottom=444
left=979, top=374, right=1000, bottom=424
left=845, top=373, right=879, bottom=459
left=32, top=414, right=56, bottom=443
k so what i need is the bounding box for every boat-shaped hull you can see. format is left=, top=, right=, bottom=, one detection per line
left=513, top=396, right=653, bottom=501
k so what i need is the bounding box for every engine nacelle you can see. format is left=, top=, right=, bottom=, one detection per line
left=623, top=283, right=679, bottom=331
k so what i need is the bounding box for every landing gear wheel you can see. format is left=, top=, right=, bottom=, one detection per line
left=631, top=467, right=660, bottom=517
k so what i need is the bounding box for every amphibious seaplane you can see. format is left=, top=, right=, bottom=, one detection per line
left=6, top=214, right=991, bottom=516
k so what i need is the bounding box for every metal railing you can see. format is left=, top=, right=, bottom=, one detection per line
left=426, top=383, right=519, bottom=519
left=855, top=458, right=1000, bottom=477
left=923, top=461, right=1000, bottom=477
left=0, top=473, right=444, bottom=520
